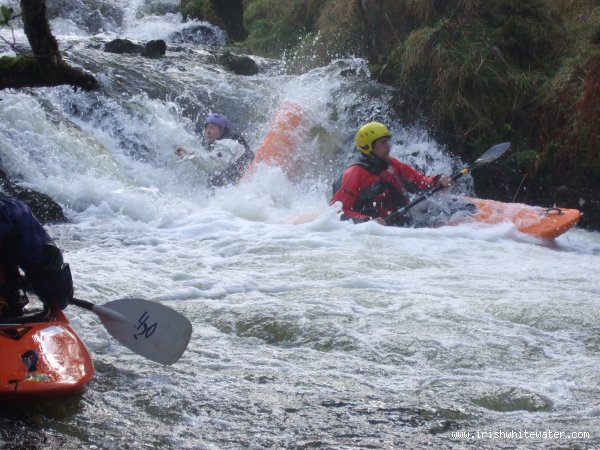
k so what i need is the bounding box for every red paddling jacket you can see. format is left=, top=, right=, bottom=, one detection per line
left=330, top=156, right=438, bottom=224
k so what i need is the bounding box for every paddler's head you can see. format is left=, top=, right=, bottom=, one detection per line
left=355, top=122, right=392, bottom=161
left=203, top=113, right=232, bottom=143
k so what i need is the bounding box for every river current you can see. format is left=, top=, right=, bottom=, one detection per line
left=0, top=1, right=599, bottom=449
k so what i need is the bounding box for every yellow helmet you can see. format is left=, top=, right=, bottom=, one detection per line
left=355, top=122, right=391, bottom=155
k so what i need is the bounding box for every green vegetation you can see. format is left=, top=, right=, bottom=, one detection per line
left=243, top=0, right=319, bottom=57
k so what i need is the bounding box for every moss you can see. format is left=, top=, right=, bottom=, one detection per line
left=392, top=20, right=536, bottom=161
left=242, top=0, right=364, bottom=61
left=513, top=148, right=539, bottom=167
left=180, top=0, right=211, bottom=22
left=489, top=0, right=568, bottom=71
left=242, top=0, right=314, bottom=57
left=535, top=52, right=600, bottom=181
left=0, top=54, right=37, bottom=71
left=283, top=0, right=366, bottom=71
left=0, top=54, right=42, bottom=87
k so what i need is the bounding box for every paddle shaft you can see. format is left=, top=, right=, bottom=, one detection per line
left=386, top=167, right=469, bottom=223
left=72, top=297, right=127, bottom=321
left=385, top=142, right=511, bottom=224
left=71, top=297, right=94, bottom=311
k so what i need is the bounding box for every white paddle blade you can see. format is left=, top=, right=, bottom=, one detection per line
left=97, top=298, right=192, bottom=365
left=473, top=142, right=511, bottom=166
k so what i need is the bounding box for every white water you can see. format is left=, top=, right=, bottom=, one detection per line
left=1, top=3, right=599, bottom=449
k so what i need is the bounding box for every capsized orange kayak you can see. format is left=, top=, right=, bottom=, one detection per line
left=240, top=99, right=305, bottom=182
left=455, top=197, right=581, bottom=240
left=0, top=307, right=94, bottom=401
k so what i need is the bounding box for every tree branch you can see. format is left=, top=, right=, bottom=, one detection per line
left=0, top=0, right=97, bottom=91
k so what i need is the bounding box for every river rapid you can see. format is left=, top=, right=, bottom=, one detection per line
left=1, top=1, right=599, bottom=449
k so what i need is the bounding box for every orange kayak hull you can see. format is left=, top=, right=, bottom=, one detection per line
left=0, top=309, right=94, bottom=401
left=459, top=197, right=581, bottom=240
left=241, top=99, right=305, bottom=182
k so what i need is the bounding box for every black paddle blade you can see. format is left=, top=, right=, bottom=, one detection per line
left=472, top=142, right=511, bottom=167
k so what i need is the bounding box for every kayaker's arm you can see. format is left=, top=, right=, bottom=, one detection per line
left=330, top=166, right=373, bottom=223
left=0, top=195, right=73, bottom=310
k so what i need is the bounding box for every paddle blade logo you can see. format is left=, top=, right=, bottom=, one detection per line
left=134, top=311, right=157, bottom=339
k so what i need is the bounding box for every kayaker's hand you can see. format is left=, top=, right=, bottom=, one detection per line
left=174, top=146, right=186, bottom=157
left=373, top=217, right=386, bottom=225
left=438, top=175, right=454, bottom=188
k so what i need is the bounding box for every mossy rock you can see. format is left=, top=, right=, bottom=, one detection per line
left=180, top=0, right=247, bottom=42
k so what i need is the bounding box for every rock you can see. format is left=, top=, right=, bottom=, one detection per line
left=11, top=188, right=67, bottom=224
left=218, top=51, right=258, bottom=76
left=0, top=170, right=66, bottom=224
left=141, top=40, right=167, bottom=58
left=169, top=24, right=225, bottom=46
left=104, top=39, right=144, bottom=54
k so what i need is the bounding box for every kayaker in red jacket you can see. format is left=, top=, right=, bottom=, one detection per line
left=0, top=194, right=73, bottom=317
left=331, top=122, right=454, bottom=225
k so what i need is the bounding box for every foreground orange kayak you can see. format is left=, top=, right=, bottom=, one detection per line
left=0, top=307, right=94, bottom=400
left=455, top=197, right=581, bottom=240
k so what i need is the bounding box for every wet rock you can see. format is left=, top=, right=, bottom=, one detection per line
left=141, top=40, right=167, bottom=58
left=0, top=169, right=66, bottom=224
left=169, top=24, right=224, bottom=46
left=471, top=386, right=552, bottom=412
left=104, top=39, right=144, bottom=54
left=218, top=51, right=258, bottom=76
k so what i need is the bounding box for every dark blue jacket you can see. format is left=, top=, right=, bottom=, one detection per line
left=0, top=194, right=73, bottom=310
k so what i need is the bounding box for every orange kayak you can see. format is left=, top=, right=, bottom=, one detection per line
left=240, top=99, right=305, bottom=182
left=0, top=307, right=94, bottom=400
left=455, top=197, right=581, bottom=240
left=242, top=104, right=581, bottom=240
